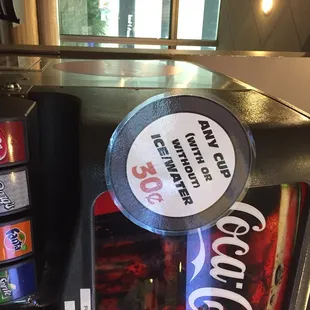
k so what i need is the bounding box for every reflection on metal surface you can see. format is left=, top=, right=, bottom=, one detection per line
left=53, top=60, right=182, bottom=77
left=0, top=56, right=49, bottom=72
left=0, top=58, right=246, bottom=90
left=262, top=0, right=273, bottom=15
left=174, top=69, right=197, bottom=88
left=3, top=82, right=21, bottom=91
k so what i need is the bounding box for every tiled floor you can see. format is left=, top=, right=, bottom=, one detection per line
left=218, top=0, right=310, bottom=52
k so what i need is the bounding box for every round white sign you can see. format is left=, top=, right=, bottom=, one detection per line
left=126, top=113, right=236, bottom=217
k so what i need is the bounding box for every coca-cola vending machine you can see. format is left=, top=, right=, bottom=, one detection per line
left=0, top=49, right=309, bottom=310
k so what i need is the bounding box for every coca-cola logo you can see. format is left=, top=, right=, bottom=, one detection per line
left=188, top=202, right=266, bottom=310
left=0, top=130, right=7, bottom=161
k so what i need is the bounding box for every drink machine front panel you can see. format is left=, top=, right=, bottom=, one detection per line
left=0, top=59, right=309, bottom=310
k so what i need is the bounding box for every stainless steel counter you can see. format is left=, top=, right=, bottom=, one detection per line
left=0, top=57, right=248, bottom=90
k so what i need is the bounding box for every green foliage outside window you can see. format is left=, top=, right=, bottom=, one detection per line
left=87, top=0, right=108, bottom=36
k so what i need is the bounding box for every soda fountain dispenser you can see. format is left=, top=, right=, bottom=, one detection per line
left=0, top=49, right=308, bottom=310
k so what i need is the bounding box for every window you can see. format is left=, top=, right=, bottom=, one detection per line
left=59, top=0, right=171, bottom=38
left=58, top=0, right=220, bottom=49
left=177, top=0, right=220, bottom=40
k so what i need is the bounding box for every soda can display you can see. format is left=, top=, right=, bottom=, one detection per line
left=0, top=167, right=30, bottom=216
left=94, top=183, right=307, bottom=310
left=0, top=218, right=33, bottom=264
left=0, top=121, right=27, bottom=168
left=0, top=260, right=36, bottom=305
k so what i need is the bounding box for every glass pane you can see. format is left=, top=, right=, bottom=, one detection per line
left=177, top=0, right=221, bottom=40
left=59, top=0, right=171, bottom=39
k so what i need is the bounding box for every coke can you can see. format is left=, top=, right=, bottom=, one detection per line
left=94, top=182, right=307, bottom=310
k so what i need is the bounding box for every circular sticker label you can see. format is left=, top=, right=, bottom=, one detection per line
left=106, top=93, right=254, bottom=235
left=126, top=113, right=235, bottom=217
